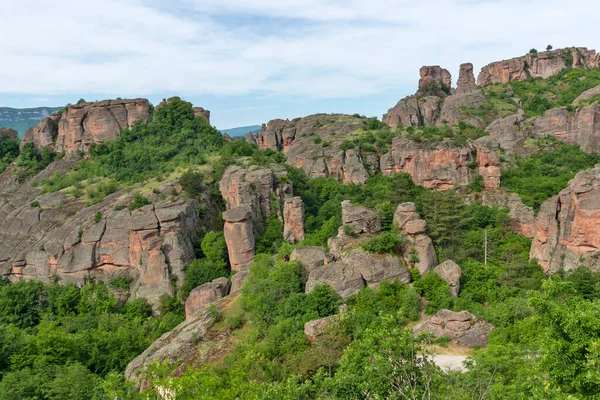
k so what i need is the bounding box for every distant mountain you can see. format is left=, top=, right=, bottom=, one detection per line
left=220, top=125, right=261, bottom=137
left=0, top=106, right=62, bottom=137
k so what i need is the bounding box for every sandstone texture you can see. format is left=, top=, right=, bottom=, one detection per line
left=193, top=107, right=210, bottom=124
left=477, top=189, right=536, bottom=238
left=0, top=163, right=213, bottom=308
left=418, top=66, right=452, bottom=94
left=283, top=196, right=305, bottom=243
left=222, top=205, right=255, bottom=272
left=394, top=202, right=438, bottom=276
left=341, top=200, right=381, bottom=235
left=478, top=47, right=599, bottom=87
left=434, top=260, right=462, bottom=297
left=439, top=90, right=485, bottom=127
left=573, top=85, right=600, bottom=105
left=455, top=63, right=477, bottom=95
left=184, top=277, right=230, bottom=318
left=304, top=314, right=339, bottom=343
left=413, top=309, right=493, bottom=348
left=530, top=166, right=600, bottom=272
left=22, top=99, right=150, bottom=154
left=382, top=95, right=442, bottom=128
left=290, top=246, right=326, bottom=273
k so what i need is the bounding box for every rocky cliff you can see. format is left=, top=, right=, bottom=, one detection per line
left=477, top=47, right=599, bottom=87
left=0, top=160, right=216, bottom=308
left=530, top=166, right=600, bottom=273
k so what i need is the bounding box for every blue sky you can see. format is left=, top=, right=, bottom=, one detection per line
left=1, top=0, right=599, bottom=129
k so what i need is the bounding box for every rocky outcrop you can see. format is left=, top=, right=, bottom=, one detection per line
left=306, top=250, right=410, bottom=298
left=283, top=196, right=305, bottom=243
left=434, top=260, right=462, bottom=297
left=341, top=200, right=381, bottom=235
left=413, top=309, right=493, bottom=348
left=484, top=109, right=532, bottom=156
left=0, top=127, right=18, bottom=140
left=290, top=246, right=326, bottom=273
left=573, top=85, right=600, bottom=105
left=530, top=166, right=600, bottom=272
left=382, top=95, right=442, bottom=128
left=478, top=47, right=599, bottom=87
left=418, top=66, right=452, bottom=94
left=439, top=90, right=485, bottom=127
left=455, top=63, right=477, bottom=95
left=222, top=205, right=255, bottom=272
left=0, top=165, right=210, bottom=308
left=230, top=270, right=250, bottom=294
left=394, top=202, right=438, bottom=276
left=473, top=136, right=502, bottom=189
left=184, top=277, right=230, bottom=318
left=304, top=314, right=339, bottom=342
left=193, top=107, right=210, bottom=124
left=23, top=99, right=151, bottom=154
left=255, top=114, right=372, bottom=184
left=532, top=104, right=600, bottom=154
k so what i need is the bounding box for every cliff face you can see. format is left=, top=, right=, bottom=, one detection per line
left=21, top=99, right=150, bottom=154
left=477, top=47, right=599, bottom=86
left=530, top=166, right=600, bottom=273
left=0, top=161, right=216, bottom=308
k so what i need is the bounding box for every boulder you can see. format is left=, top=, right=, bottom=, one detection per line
left=290, top=246, right=326, bottom=272
left=478, top=47, right=599, bottom=86
left=305, top=261, right=364, bottom=298
left=403, top=234, right=438, bottom=276
left=434, top=260, right=462, bottom=296
left=573, top=84, right=600, bottom=105
left=455, top=63, right=477, bottom=94
left=413, top=309, right=493, bottom=348
left=530, top=166, right=600, bottom=272
left=393, top=202, right=419, bottom=229
left=304, top=314, right=338, bottom=343
left=342, top=250, right=410, bottom=288
left=283, top=196, right=305, bottom=243
left=404, top=219, right=427, bottom=235
left=418, top=66, right=452, bottom=94
left=184, top=277, right=230, bottom=318
left=230, top=270, right=250, bottom=294
left=222, top=205, right=255, bottom=271
left=341, top=200, right=381, bottom=235
left=439, top=90, right=485, bottom=127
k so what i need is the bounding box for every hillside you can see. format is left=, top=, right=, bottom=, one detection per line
left=0, top=106, right=62, bottom=137
left=1, top=46, right=600, bottom=399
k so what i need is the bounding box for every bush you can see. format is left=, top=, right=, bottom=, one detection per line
left=413, top=271, right=453, bottom=314
left=181, top=259, right=227, bottom=300
left=362, top=231, right=403, bottom=253
left=128, top=193, right=150, bottom=211
left=93, top=211, right=102, bottom=224
left=179, top=169, right=205, bottom=197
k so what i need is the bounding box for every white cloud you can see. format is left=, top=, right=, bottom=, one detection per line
left=0, top=0, right=599, bottom=101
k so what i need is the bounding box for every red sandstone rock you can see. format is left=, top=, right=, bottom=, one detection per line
left=414, top=309, right=493, bottom=348
left=222, top=205, right=255, bottom=272
left=283, top=196, right=305, bottom=243
left=184, top=277, right=230, bottom=318
left=382, top=95, right=442, bottom=128
left=193, top=107, right=210, bottom=124
left=434, top=260, right=462, bottom=297
left=0, top=127, right=18, bottom=141
left=418, top=66, right=452, bottom=93
left=455, top=63, right=477, bottom=94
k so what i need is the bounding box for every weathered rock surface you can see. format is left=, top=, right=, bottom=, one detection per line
left=484, top=109, right=531, bottom=156
left=439, top=90, right=485, bottom=127
left=382, top=95, right=442, bottom=128
left=193, top=107, right=210, bottom=124
left=341, top=200, right=381, bottom=235
left=413, top=309, right=493, bottom=348
left=290, top=246, right=326, bottom=273
left=418, top=66, right=452, bottom=94
left=573, top=85, right=600, bottom=105
left=530, top=166, right=600, bottom=272
left=532, top=104, right=600, bottom=154
left=283, top=196, right=305, bottom=243
left=230, top=270, right=250, bottom=294
left=222, top=205, right=255, bottom=272
left=0, top=127, right=18, bottom=140
left=477, top=189, right=536, bottom=238
left=125, top=296, right=227, bottom=382
left=393, top=203, right=438, bottom=276
left=255, top=114, right=372, bottom=184
left=22, top=99, right=150, bottom=154
left=478, top=47, right=599, bottom=87
left=0, top=163, right=212, bottom=308
left=305, top=260, right=365, bottom=298
left=185, top=277, right=230, bottom=318
left=434, top=260, right=462, bottom=297
left=304, top=314, right=339, bottom=342
left=455, top=63, right=477, bottom=95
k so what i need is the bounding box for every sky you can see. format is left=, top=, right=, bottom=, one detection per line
left=1, top=0, right=599, bottom=130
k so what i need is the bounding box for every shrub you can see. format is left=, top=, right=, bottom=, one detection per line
left=30, top=200, right=40, bottom=208
left=413, top=271, right=453, bottom=314
left=180, top=259, right=227, bottom=300
left=128, top=193, right=150, bottom=211
left=362, top=231, right=403, bottom=253
left=94, top=211, right=102, bottom=224
left=179, top=169, right=205, bottom=197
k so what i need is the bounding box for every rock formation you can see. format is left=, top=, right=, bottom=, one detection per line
left=304, top=314, right=339, bottom=342
left=484, top=110, right=531, bottom=156
left=0, top=127, right=18, bottom=140
left=184, top=277, right=230, bottom=318
left=418, top=66, right=452, bottom=94
left=455, top=63, right=477, bottom=94
left=573, top=85, right=600, bottom=105
left=439, top=90, right=485, bottom=127
left=222, top=205, right=255, bottom=272
left=530, top=166, right=600, bottom=272
left=413, top=309, right=493, bottom=348
left=283, top=196, right=305, bottom=243
left=193, top=107, right=210, bottom=124
left=394, top=202, right=438, bottom=276
left=434, top=260, right=462, bottom=297
left=476, top=189, right=536, bottom=238
left=0, top=167, right=210, bottom=308
left=341, top=200, right=381, bottom=235
left=290, top=246, right=326, bottom=273
left=382, top=96, right=442, bottom=128
left=477, top=47, right=599, bottom=87
left=21, top=99, right=150, bottom=155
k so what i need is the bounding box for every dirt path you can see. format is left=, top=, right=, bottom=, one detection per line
left=433, top=354, right=468, bottom=372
